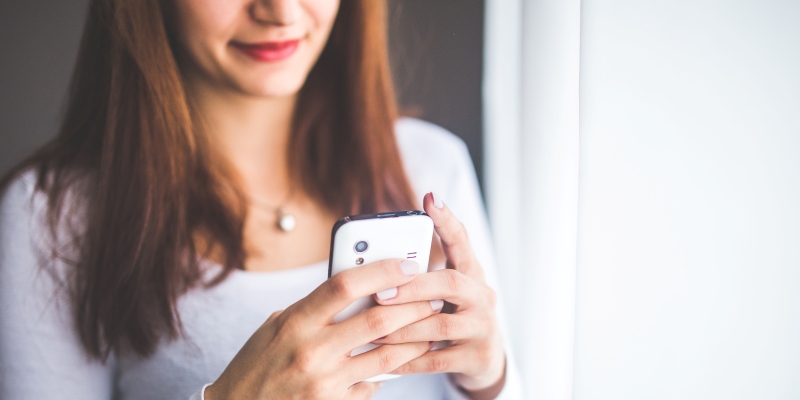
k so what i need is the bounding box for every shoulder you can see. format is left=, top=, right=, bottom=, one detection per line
left=1, top=168, right=87, bottom=267
left=0, top=169, right=57, bottom=311
left=394, top=117, right=472, bottom=165
left=0, top=169, right=41, bottom=231
left=0, top=169, right=53, bottom=277
left=0, top=169, right=114, bottom=397
left=394, top=118, right=486, bottom=227
left=394, top=118, right=476, bottom=193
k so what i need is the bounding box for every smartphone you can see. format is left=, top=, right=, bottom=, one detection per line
left=328, top=210, right=434, bottom=382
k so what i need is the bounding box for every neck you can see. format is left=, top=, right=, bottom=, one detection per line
left=189, top=79, right=297, bottom=203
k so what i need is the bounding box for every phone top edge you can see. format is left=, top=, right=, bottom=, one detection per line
left=327, top=210, right=428, bottom=278
left=357, top=210, right=426, bottom=221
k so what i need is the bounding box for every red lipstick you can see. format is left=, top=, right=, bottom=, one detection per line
left=231, top=39, right=300, bottom=62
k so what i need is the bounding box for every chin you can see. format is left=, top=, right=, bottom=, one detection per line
left=236, top=74, right=308, bottom=99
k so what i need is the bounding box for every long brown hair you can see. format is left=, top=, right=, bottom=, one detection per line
left=0, top=0, right=415, bottom=360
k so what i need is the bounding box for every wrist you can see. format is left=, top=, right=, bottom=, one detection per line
left=457, top=339, right=507, bottom=389
left=203, top=384, right=217, bottom=400
left=454, top=359, right=507, bottom=400
left=204, top=382, right=230, bottom=400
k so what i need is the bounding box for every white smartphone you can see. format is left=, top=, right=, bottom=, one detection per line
left=328, top=210, right=434, bottom=382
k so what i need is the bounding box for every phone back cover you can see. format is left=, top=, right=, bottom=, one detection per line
left=329, top=214, right=434, bottom=360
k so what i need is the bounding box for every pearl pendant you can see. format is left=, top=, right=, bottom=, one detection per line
left=276, top=208, right=296, bottom=232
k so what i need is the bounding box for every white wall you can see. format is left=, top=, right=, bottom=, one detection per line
left=574, top=1, right=800, bottom=399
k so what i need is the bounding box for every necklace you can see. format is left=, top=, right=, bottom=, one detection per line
left=274, top=207, right=297, bottom=232
left=249, top=190, right=296, bottom=233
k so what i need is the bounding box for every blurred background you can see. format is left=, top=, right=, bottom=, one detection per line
left=3, top=0, right=800, bottom=399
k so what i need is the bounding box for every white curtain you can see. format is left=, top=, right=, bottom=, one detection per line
left=485, top=0, right=800, bottom=399
left=484, top=1, right=581, bottom=399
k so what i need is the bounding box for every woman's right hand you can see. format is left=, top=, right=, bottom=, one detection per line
left=204, top=259, right=439, bottom=400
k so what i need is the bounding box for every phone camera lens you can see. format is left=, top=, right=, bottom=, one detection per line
left=354, top=240, right=369, bottom=253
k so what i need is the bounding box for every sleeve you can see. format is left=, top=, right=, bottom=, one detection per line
left=435, top=141, right=526, bottom=400
left=0, top=173, right=116, bottom=399
left=189, top=383, right=212, bottom=400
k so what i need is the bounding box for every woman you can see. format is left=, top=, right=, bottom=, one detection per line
left=0, top=0, right=521, bottom=399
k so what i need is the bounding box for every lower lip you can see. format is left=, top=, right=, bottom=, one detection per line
left=232, top=40, right=300, bottom=62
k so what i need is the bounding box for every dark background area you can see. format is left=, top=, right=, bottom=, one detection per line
left=388, top=0, right=485, bottom=186
left=0, top=0, right=485, bottom=186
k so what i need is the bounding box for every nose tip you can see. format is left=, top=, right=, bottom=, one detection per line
left=251, top=0, right=300, bottom=26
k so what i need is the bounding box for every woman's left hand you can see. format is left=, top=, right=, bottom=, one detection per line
left=371, top=192, right=506, bottom=394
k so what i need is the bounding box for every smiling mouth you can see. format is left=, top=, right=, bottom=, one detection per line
left=230, top=39, right=300, bottom=62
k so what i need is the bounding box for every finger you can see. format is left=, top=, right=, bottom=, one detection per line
left=371, top=313, right=481, bottom=345
left=391, top=346, right=507, bottom=393
left=347, top=381, right=381, bottom=399
left=423, top=192, right=484, bottom=281
left=295, top=259, right=420, bottom=323
left=347, top=341, right=432, bottom=383
left=375, top=268, right=484, bottom=308
left=332, top=300, right=443, bottom=352
left=390, top=346, right=467, bottom=376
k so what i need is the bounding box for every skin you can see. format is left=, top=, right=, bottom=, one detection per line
left=170, top=0, right=506, bottom=398
left=173, top=0, right=340, bottom=271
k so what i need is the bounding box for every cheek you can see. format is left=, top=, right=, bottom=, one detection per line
left=173, top=0, right=244, bottom=58
left=304, top=0, right=340, bottom=33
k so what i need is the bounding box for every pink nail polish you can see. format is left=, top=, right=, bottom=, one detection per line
left=376, top=287, right=397, bottom=300
left=371, top=335, right=387, bottom=344
left=431, top=192, right=444, bottom=209
left=400, top=259, right=420, bottom=276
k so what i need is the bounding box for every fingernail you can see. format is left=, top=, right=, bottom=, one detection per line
left=430, top=299, right=444, bottom=311
left=376, top=287, right=398, bottom=300
left=400, top=259, right=420, bottom=276
left=431, top=192, right=444, bottom=209
left=371, top=335, right=387, bottom=344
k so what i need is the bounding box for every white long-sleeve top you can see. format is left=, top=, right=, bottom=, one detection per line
left=0, top=118, right=523, bottom=400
